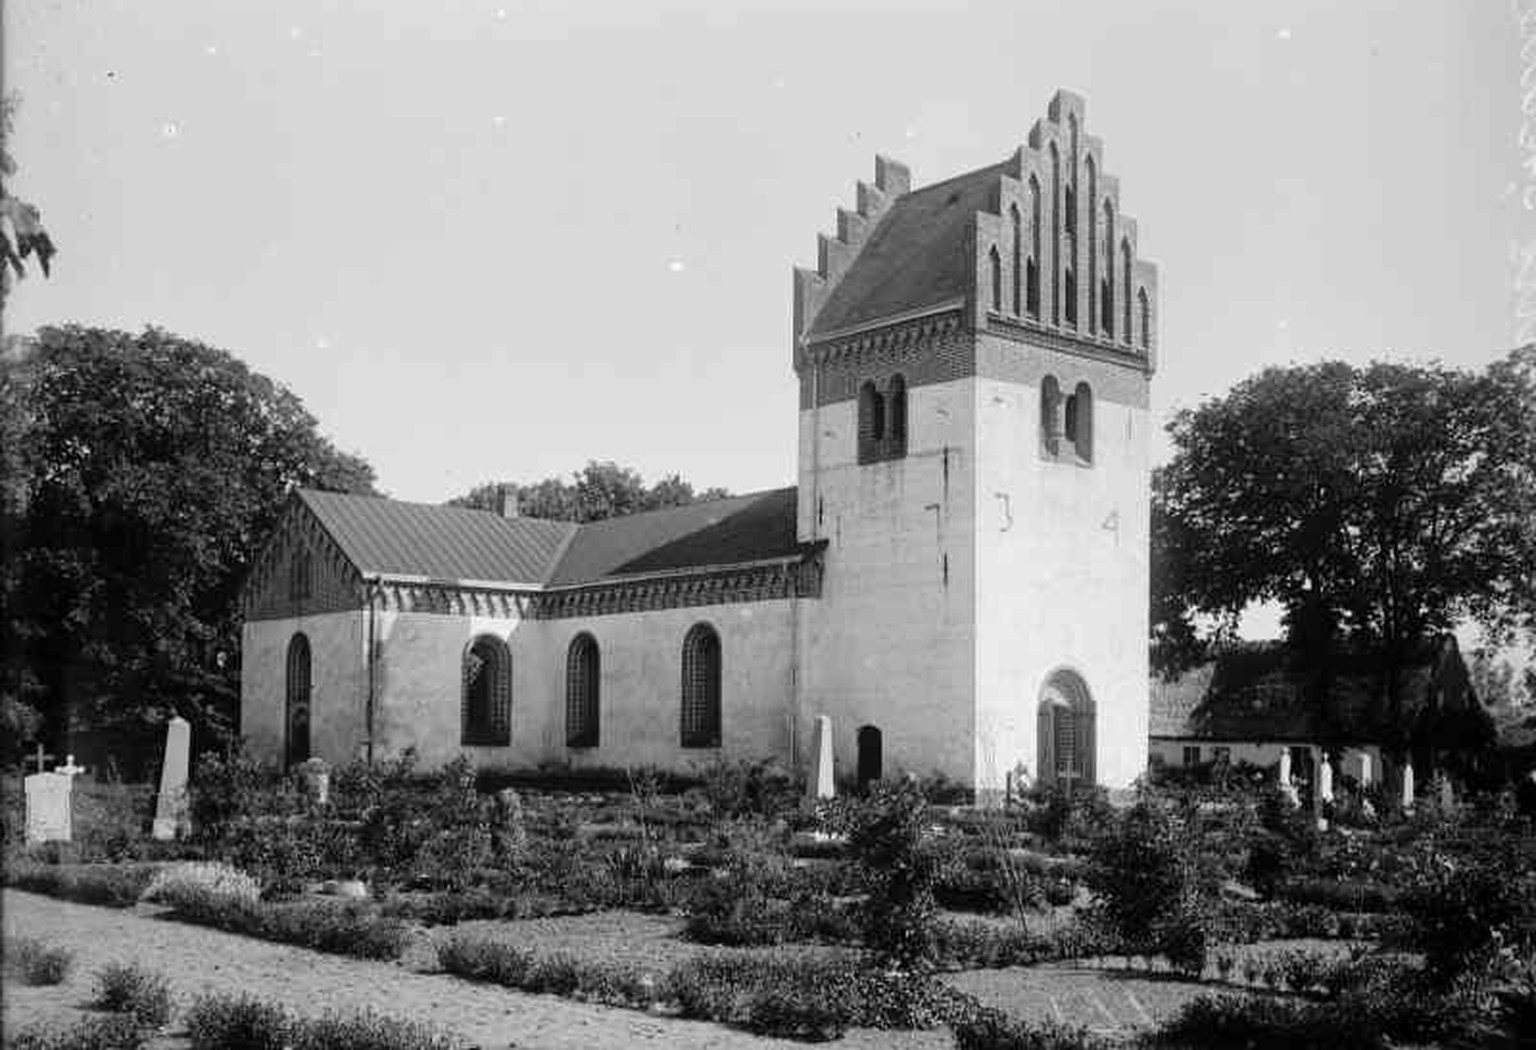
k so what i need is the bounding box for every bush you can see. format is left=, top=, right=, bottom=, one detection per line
left=140, top=861, right=261, bottom=909
left=161, top=893, right=408, bottom=960
left=6, top=1015, right=147, bottom=1050
left=1398, top=834, right=1534, bottom=981
left=7, top=937, right=74, bottom=985
left=703, top=758, right=802, bottom=819
left=4, top=861, right=158, bottom=907
left=184, top=993, right=455, bottom=1050
left=1085, top=798, right=1212, bottom=966
left=952, top=1005, right=1110, bottom=1049
left=436, top=935, right=660, bottom=1008
left=832, top=779, right=943, bottom=970
left=1150, top=994, right=1388, bottom=1049
left=92, top=962, right=173, bottom=1026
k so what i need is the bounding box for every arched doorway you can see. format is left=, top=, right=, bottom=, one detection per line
left=857, top=725, right=883, bottom=788
left=285, top=633, right=311, bottom=767
left=1037, top=669, right=1095, bottom=791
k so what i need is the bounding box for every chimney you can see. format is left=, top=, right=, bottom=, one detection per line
left=495, top=483, right=520, bottom=519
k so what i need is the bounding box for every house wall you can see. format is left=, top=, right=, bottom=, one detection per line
left=796, top=376, right=978, bottom=785
left=241, top=611, right=368, bottom=765
left=972, top=334, right=1151, bottom=793
left=1149, top=737, right=1383, bottom=787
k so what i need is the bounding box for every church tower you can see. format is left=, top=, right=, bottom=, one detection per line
left=791, top=89, right=1157, bottom=794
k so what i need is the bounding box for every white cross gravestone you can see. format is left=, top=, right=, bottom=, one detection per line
left=152, top=716, right=192, bottom=840
left=1318, top=755, right=1334, bottom=804
left=24, top=772, right=73, bottom=843
left=809, top=715, right=835, bottom=800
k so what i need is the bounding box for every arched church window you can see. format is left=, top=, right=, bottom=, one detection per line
left=1040, top=375, right=1063, bottom=456
left=1027, top=176, right=1042, bottom=319
left=888, top=374, right=908, bottom=453
left=1138, top=287, right=1151, bottom=350
left=1010, top=205, right=1022, bottom=315
left=988, top=245, right=1002, bottom=313
left=565, top=633, right=599, bottom=748
left=462, top=635, right=512, bottom=746
left=680, top=623, right=721, bottom=748
left=1070, top=382, right=1093, bottom=462
left=1036, top=669, right=1096, bottom=790
left=1122, top=242, right=1133, bottom=344
left=285, top=633, right=311, bottom=768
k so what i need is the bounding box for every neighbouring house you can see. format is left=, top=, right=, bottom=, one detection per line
left=1149, top=635, right=1495, bottom=796
left=240, top=89, right=1160, bottom=794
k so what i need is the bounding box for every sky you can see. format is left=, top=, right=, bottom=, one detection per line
left=5, top=0, right=1529, bottom=517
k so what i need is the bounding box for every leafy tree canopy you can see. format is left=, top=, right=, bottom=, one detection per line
left=449, top=461, right=730, bottom=522
left=1152, top=350, right=1536, bottom=682
left=0, top=96, right=56, bottom=307
left=1, top=325, right=377, bottom=766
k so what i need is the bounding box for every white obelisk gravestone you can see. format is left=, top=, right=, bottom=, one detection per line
left=809, top=715, right=835, bottom=799
left=152, top=716, right=192, bottom=840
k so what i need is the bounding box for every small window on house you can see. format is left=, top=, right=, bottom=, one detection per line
left=462, top=635, right=512, bottom=746
left=1182, top=745, right=1202, bottom=766
left=1138, top=287, right=1151, bottom=350
left=988, top=245, right=1002, bottom=312
left=289, top=548, right=312, bottom=602
left=680, top=623, right=721, bottom=748
left=565, top=633, right=599, bottom=748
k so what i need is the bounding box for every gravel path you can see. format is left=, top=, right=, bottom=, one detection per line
left=2, top=891, right=949, bottom=1050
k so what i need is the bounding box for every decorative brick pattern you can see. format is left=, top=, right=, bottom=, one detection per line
left=244, top=506, right=363, bottom=621
left=532, top=553, right=824, bottom=620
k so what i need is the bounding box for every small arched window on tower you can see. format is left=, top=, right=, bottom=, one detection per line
left=1101, top=201, right=1114, bottom=339
left=1069, top=382, right=1093, bottom=462
left=1138, top=287, right=1151, bottom=351
left=1064, top=185, right=1076, bottom=244
left=888, top=374, right=908, bottom=455
left=1040, top=375, right=1063, bottom=456
left=988, top=245, right=1002, bottom=313
left=565, top=633, right=599, bottom=748
left=1050, top=145, right=1061, bottom=325
left=1064, top=267, right=1077, bottom=327
left=680, top=623, right=722, bottom=748
left=1010, top=205, right=1022, bottom=315
left=1122, top=241, right=1133, bottom=345
left=858, top=380, right=886, bottom=464
left=1027, top=176, right=1042, bottom=319
left=462, top=635, right=512, bottom=746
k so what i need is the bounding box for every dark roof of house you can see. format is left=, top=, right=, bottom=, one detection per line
left=808, top=161, right=1008, bottom=337
left=299, top=490, right=576, bottom=585
left=1149, top=639, right=1486, bottom=746
left=295, top=485, right=804, bottom=589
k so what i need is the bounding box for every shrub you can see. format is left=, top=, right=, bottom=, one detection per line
left=185, top=993, right=456, bottom=1050
left=5, top=861, right=158, bottom=907
left=1150, top=994, right=1388, bottom=1049
left=437, top=935, right=532, bottom=986
left=6, top=1015, right=147, bottom=1050
left=833, top=778, right=943, bottom=970
left=284, top=1010, right=457, bottom=1050
left=703, top=758, right=802, bottom=819
left=1398, top=835, right=1533, bottom=981
left=7, top=937, right=75, bottom=985
left=92, top=963, right=173, bottom=1026
left=140, top=861, right=261, bottom=909
left=1085, top=798, right=1212, bottom=965
left=184, top=993, right=290, bottom=1050
left=952, top=1005, right=1110, bottom=1050
left=161, top=893, right=408, bottom=960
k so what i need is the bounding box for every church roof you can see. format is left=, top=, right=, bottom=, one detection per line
left=298, top=489, right=576, bottom=586
left=295, top=485, right=803, bottom=589
left=1149, top=637, right=1486, bottom=746
left=808, top=162, right=1008, bottom=337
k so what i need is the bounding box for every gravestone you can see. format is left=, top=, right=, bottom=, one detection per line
left=1437, top=777, right=1455, bottom=811
left=24, top=772, right=72, bottom=843
left=152, top=716, right=192, bottom=840
left=299, top=757, right=331, bottom=806
left=1355, top=751, right=1373, bottom=787
left=1401, top=760, right=1415, bottom=812
left=1277, top=748, right=1299, bottom=808
left=1317, top=755, right=1334, bottom=804
left=809, top=715, right=835, bottom=799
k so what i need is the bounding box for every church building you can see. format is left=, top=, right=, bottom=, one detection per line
left=240, top=89, right=1158, bottom=795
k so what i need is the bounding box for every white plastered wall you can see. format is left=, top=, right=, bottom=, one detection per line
left=241, top=611, right=367, bottom=765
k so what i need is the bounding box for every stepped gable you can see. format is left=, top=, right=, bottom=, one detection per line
left=795, top=89, right=1159, bottom=369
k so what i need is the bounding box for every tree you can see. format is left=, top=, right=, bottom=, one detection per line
left=1, top=325, right=377, bottom=769
left=1, top=96, right=56, bottom=307
left=1152, top=354, right=1536, bottom=714
left=448, top=462, right=730, bottom=522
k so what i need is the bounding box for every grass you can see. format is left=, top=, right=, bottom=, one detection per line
left=5, top=1015, right=147, bottom=1050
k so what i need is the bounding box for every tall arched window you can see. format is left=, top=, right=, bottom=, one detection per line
left=1027, top=176, right=1042, bottom=319
left=1122, top=241, right=1133, bottom=344
left=1101, top=200, right=1114, bottom=338
left=680, top=623, right=721, bottom=748
left=285, top=634, right=311, bottom=767
left=888, top=373, right=908, bottom=453
left=1138, top=287, right=1151, bottom=350
left=1069, top=382, right=1093, bottom=461
left=462, top=635, right=512, bottom=745
left=988, top=245, right=1002, bottom=312
left=1064, top=267, right=1077, bottom=327
left=565, top=633, right=599, bottom=748
left=1039, top=375, right=1063, bottom=456
left=1037, top=669, right=1096, bottom=790
left=1009, top=205, right=1022, bottom=315
left=1049, top=144, right=1061, bottom=325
